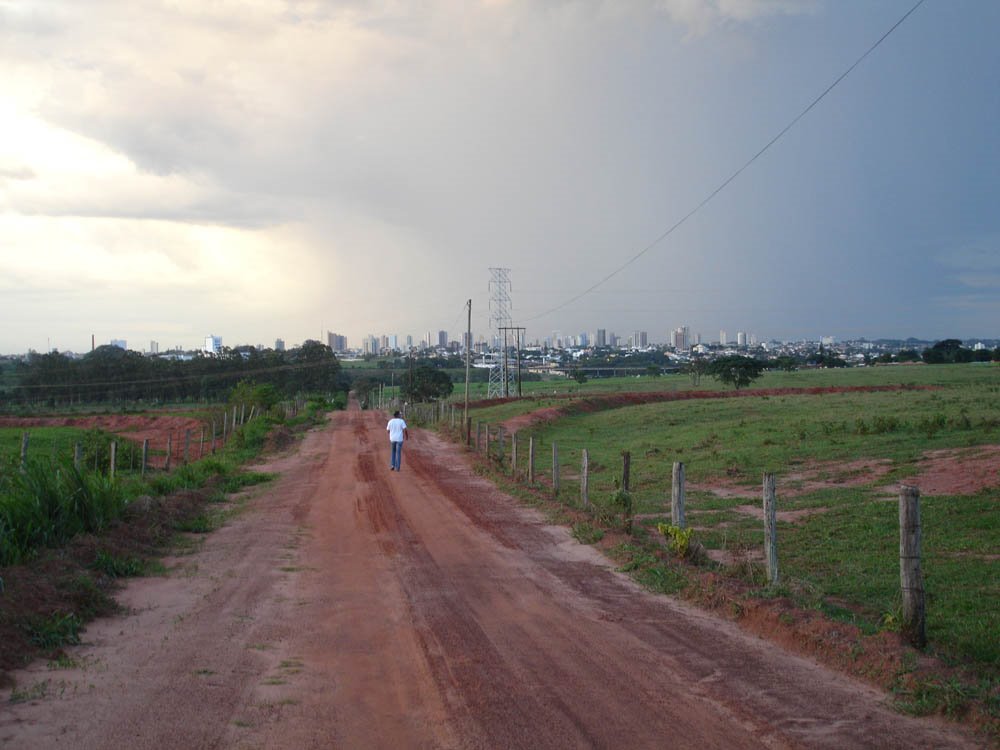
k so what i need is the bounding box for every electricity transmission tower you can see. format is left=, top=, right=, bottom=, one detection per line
left=487, top=268, right=520, bottom=398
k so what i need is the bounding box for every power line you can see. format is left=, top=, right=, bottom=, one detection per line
left=523, top=0, right=927, bottom=323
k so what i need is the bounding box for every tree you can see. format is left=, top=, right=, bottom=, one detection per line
left=708, top=356, right=764, bottom=390
left=684, top=357, right=709, bottom=385
left=400, top=366, right=453, bottom=402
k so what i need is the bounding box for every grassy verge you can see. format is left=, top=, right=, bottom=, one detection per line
left=0, top=403, right=328, bottom=684
left=453, top=363, right=1000, bottom=735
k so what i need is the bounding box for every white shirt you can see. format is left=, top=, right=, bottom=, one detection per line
left=387, top=417, right=407, bottom=442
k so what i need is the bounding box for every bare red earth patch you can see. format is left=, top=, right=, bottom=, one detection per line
left=896, top=444, right=1000, bottom=496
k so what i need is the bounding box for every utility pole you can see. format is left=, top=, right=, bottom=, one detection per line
left=464, top=299, right=471, bottom=435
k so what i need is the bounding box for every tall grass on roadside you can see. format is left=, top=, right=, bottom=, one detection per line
left=0, top=459, right=127, bottom=566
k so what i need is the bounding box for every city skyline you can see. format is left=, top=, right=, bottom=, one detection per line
left=1, top=2, right=997, bottom=353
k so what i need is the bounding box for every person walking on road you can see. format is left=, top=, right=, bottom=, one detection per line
left=386, top=410, right=408, bottom=471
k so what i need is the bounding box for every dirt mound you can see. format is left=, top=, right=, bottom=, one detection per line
left=896, top=445, right=1000, bottom=496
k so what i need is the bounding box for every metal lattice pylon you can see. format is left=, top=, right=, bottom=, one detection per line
left=487, top=268, right=517, bottom=398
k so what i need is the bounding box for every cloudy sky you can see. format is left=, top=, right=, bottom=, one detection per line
left=1, top=0, right=997, bottom=353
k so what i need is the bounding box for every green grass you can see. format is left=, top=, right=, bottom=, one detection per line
left=470, top=364, right=1000, bottom=680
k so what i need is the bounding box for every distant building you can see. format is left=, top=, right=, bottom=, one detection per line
left=595, top=328, right=607, bottom=347
left=462, top=331, right=473, bottom=351
left=149, top=340, right=159, bottom=354
left=111, top=339, right=127, bottom=350
left=720, top=330, right=727, bottom=346
left=737, top=331, right=747, bottom=347
left=275, top=338, right=285, bottom=352
left=671, top=326, right=689, bottom=350
left=363, top=335, right=379, bottom=356
left=204, top=335, right=222, bottom=355
left=438, top=330, right=448, bottom=348
left=327, top=332, right=347, bottom=353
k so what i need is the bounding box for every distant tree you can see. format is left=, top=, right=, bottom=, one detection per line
left=572, top=369, right=588, bottom=384
left=896, top=349, right=921, bottom=363
left=645, top=364, right=661, bottom=377
left=774, top=356, right=798, bottom=372
left=684, top=357, right=709, bottom=385
left=922, top=339, right=971, bottom=365
left=708, top=356, right=764, bottom=390
left=401, top=366, right=454, bottom=402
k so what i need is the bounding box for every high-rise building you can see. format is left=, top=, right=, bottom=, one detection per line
left=275, top=338, right=285, bottom=352
left=327, top=332, right=347, bottom=352
left=737, top=331, right=747, bottom=347
left=388, top=334, right=398, bottom=351
left=406, top=335, right=413, bottom=349
left=596, top=328, right=607, bottom=347
left=671, top=326, right=689, bottom=350
left=149, top=340, right=159, bottom=354
left=204, top=335, right=222, bottom=354
left=438, top=330, right=448, bottom=348
left=720, top=330, right=727, bottom=346
left=363, top=335, right=379, bottom=356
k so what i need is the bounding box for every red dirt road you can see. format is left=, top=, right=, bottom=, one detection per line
left=0, top=404, right=978, bottom=748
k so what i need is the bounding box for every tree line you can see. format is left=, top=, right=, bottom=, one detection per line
left=3, top=341, right=349, bottom=408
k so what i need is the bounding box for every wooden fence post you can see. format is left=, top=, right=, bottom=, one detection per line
left=141, top=439, right=149, bottom=478
left=110, top=441, right=117, bottom=480
left=763, top=473, right=779, bottom=586
left=165, top=435, right=172, bottom=472
left=511, top=432, right=518, bottom=475
left=211, top=420, right=217, bottom=453
left=899, top=484, right=926, bottom=649
left=232, top=406, right=238, bottom=432
left=20, top=432, right=29, bottom=470
left=476, top=422, right=482, bottom=452
left=199, top=428, right=205, bottom=458
left=552, top=443, right=560, bottom=495
left=621, top=451, right=631, bottom=492
left=184, top=429, right=192, bottom=465
left=467, top=418, right=472, bottom=448
left=581, top=449, right=590, bottom=508
left=671, top=462, right=686, bottom=528
left=240, top=402, right=246, bottom=425
left=74, top=443, right=82, bottom=472
left=528, top=436, right=535, bottom=483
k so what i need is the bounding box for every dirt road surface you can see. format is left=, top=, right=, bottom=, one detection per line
left=0, top=405, right=979, bottom=749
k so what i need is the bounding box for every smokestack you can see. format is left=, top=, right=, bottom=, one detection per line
left=92, top=334, right=95, bottom=352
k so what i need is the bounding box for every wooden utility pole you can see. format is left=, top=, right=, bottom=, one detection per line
left=464, top=299, right=471, bottom=441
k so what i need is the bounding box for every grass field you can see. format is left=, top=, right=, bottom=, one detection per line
left=465, top=363, right=1000, bottom=682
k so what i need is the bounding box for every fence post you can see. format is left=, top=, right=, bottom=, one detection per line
left=199, top=428, right=205, bottom=458
left=510, top=432, right=518, bottom=475
left=467, top=418, right=473, bottom=448
left=476, top=422, right=482, bottom=452
left=671, top=462, right=686, bottom=528
left=899, top=484, right=926, bottom=649
left=232, top=405, right=238, bottom=432
left=110, top=441, right=117, bottom=480
left=240, top=402, right=246, bottom=425
left=528, top=436, right=535, bottom=483
left=581, top=449, right=590, bottom=508
left=222, top=412, right=228, bottom=442
left=74, top=443, right=82, bottom=471
left=552, top=442, right=560, bottom=495
left=184, top=429, right=192, bottom=465
left=165, top=435, right=173, bottom=472
left=621, top=450, right=631, bottom=492
left=20, top=432, right=29, bottom=470
left=450, top=405, right=455, bottom=429
left=141, top=439, right=149, bottom=478
left=211, top=420, right=217, bottom=453
left=497, top=426, right=505, bottom=461
left=763, top=473, right=779, bottom=586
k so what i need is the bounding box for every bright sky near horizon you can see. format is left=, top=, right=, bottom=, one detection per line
left=1, top=0, right=997, bottom=354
